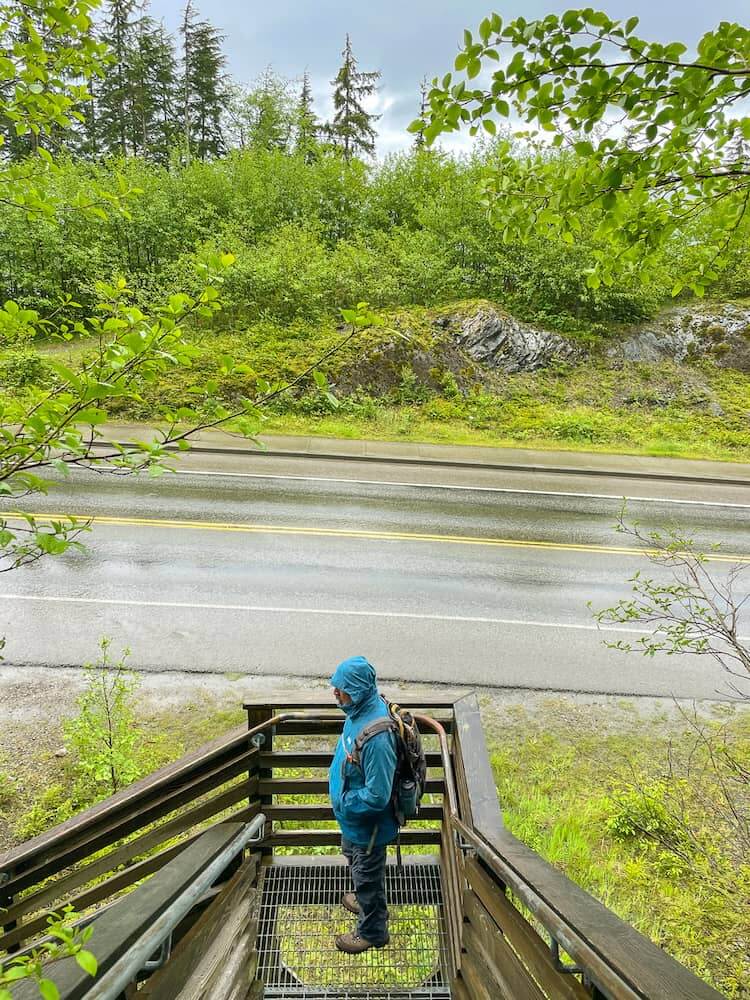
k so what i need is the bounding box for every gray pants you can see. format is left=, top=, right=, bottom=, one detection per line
left=342, top=836, right=389, bottom=945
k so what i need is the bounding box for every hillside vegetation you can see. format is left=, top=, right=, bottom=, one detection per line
left=4, top=149, right=750, bottom=462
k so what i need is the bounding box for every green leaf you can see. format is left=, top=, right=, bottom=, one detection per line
left=75, top=950, right=98, bottom=977
left=2, top=966, right=30, bottom=982
left=38, top=980, right=60, bottom=1000
left=75, top=408, right=107, bottom=426
left=47, top=360, right=81, bottom=390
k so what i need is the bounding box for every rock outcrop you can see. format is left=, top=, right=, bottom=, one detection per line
left=445, top=305, right=580, bottom=373
left=440, top=301, right=750, bottom=374
left=611, top=303, right=750, bottom=372
left=334, top=299, right=750, bottom=401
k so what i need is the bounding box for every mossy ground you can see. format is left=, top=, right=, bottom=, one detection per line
left=258, top=364, right=750, bottom=462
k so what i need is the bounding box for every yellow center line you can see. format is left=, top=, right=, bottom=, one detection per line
left=2, top=510, right=747, bottom=562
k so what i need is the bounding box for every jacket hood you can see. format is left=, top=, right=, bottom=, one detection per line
left=330, top=656, right=378, bottom=710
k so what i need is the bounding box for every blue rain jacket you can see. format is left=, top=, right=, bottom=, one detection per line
left=329, top=656, right=399, bottom=848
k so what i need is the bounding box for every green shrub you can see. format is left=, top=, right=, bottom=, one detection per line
left=63, top=638, right=143, bottom=801
left=0, top=349, right=50, bottom=389
left=393, top=365, right=432, bottom=404
left=0, top=147, right=677, bottom=330
left=605, top=780, right=682, bottom=841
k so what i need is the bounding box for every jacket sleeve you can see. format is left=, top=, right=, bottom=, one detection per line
left=342, top=732, right=397, bottom=817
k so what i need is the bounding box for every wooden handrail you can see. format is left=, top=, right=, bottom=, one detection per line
left=413, top=712, right=464, bottom=975
left=445, top=695, right=723, bottom=1000
left=242, top=690, right=463, bottom=709
left=0, top=712, right=312, bottom=878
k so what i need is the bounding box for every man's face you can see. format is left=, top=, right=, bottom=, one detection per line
left=333, top=687, right=352, bottom=708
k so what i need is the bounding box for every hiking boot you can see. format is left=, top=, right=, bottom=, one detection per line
left=335, top=931, right=390, bottom=954
left=341, top=892, right=361, bottom=915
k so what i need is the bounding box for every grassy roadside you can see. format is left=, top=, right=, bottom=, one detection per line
left=256, top=384, right=750, bottom=463
left=2, top=682, right=747, bottom=996
left=484, top=698, right=749, bottom=998
left=24, top=299, right=750, bottom=464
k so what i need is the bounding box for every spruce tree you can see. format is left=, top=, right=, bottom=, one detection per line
left=414, top=77, right=428, bottom=151
left=131, top=16, right=180, bottom=162
left=294, top=71, right=320, bottom=162
left=180, top=1, right=227, bottom=161
left=97, top=0, right=139, bottom=156
left=329, top=34, right=380, bottom=161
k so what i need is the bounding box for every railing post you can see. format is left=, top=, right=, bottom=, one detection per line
left=246, top=705, right=274, bottom=859
left=0, top=872, right=18, bottom=954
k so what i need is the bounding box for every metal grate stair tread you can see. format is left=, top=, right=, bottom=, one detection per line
left=256, top=861, right=451, bottom=999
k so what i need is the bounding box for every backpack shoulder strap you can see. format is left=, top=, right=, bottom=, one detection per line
left=351, top=717, right=397, bottom=766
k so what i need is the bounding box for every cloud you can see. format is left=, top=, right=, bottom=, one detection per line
left=145, top=0, right=750, bottom=156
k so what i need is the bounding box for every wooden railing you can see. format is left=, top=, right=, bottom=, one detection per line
left=0, top=722, right=260, bottom=952
left=0, top=689, right=727, bottom=1000
left=444, top=694, right=724, bottom=1000
left=242, top=690, right=454, bottom=853
left=0, top=691, right=450, bottom=956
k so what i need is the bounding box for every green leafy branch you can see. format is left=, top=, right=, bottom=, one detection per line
left=413, top=9, right=750, bottom=292
left=591, top=503, right=750, bottom=697
left=0, top=907, right=97, bottom=1000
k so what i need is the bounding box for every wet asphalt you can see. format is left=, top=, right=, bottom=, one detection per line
left=2, top=461, right=749, bottom=700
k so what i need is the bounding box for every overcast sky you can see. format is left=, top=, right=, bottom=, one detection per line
left=144, top=1, right=749, bottom=155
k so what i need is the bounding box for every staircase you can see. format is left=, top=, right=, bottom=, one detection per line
left=0, top=689, right=726, bottom=1000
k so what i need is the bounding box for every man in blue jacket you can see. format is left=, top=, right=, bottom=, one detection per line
left=329, top=655, right=398, bottom=954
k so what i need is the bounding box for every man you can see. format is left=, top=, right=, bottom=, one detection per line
left=329, top=655, right=398, bottom=954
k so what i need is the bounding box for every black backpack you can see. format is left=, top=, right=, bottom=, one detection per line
left=350, top=701, right=428, bottom=825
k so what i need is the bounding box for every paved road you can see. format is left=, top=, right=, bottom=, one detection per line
left=2, top=452, right=749, bottom=699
